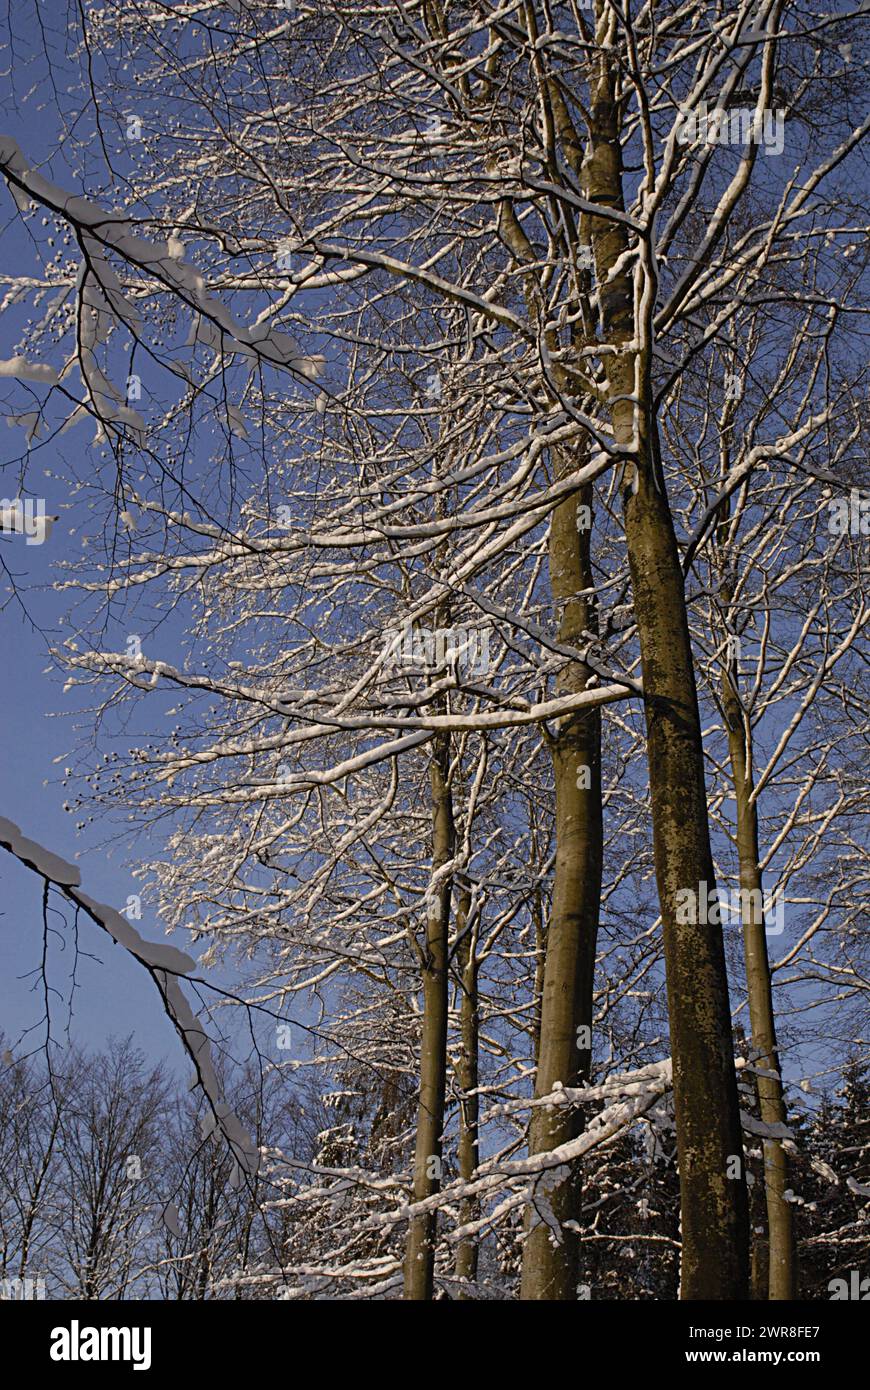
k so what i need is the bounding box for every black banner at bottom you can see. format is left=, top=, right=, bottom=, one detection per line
left=0, top=1295, right=863, bottom=1376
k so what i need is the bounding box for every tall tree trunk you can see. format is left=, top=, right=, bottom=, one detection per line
left=520, top=473, right=603, bottom=1301
left=454, top=884, right=480, bottom=1293
left=580, top=35, right=749, bottom=1298
left=721, top=638, right=794, bottom=1299
left=489, top=25, right=603, bottom=1299
left=403, top=731, right=454, bottom=1299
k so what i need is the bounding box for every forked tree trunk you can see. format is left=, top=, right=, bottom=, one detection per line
left=520, top=473, right=603, bottom=1300
left=580, top=34, right=749, bottom=1298
left=403, top=731, right=454, bottom=1300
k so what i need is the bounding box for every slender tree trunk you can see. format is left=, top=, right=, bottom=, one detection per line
left=490, top=32, right=603, bottom=1300
left=580, top=37, right=749, bottom=1299
left=403, top=731, right=454, bottom=1299
left=531, top=878, right=546, bottom=1066
left=520, top=473, right=603, bottom=1300
left=722, top=653, right=794, bottom=1299
left=454, top=885, right=480, bottom=1293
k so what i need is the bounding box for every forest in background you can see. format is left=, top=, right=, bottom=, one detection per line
left=0, top=1039, right=868, bottom=1299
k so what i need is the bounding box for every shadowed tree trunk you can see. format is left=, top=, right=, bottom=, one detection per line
left=577, top=27, right=749, bottom=1299
left=719, top=559, right=794, bottom=1300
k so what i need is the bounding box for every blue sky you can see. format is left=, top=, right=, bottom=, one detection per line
left=1, top=529, right=187, bottom=1067
left=0, top=13, right=207, bottom=1070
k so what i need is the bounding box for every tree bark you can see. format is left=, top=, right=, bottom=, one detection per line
left=531, top=877, right=546, bottom=1067
left=489, top=64, right=604, bottom=1298
left=721, top=644, right=794, bottom=1299
left=520, top=473, right=602, bottom=1301
left=403, top=732, right=454, bottom=1299
left=580, top=37, right=749, bottom=1299
left=454, top=885, right=480, bottom=1293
